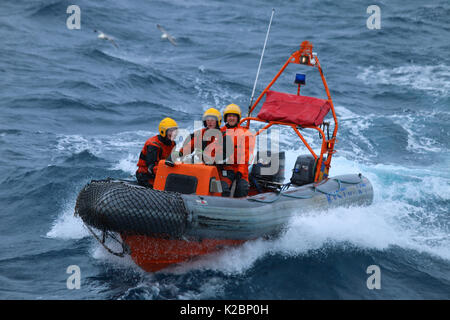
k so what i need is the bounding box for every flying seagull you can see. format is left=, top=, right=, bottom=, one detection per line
left=94, top=29, right=119, bottom=48
left=157, top=24, right=177, bottom=46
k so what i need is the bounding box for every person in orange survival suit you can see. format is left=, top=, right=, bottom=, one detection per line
left=135, top=117, right=178, bottom=188
left=219, top=103, right=255, bottom=197
left=178, top=108, right=223, bottom=163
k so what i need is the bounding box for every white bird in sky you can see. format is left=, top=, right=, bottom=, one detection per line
left=94, top=29, right=119, bottom=48
left=157, top=24, right=177, bottom=46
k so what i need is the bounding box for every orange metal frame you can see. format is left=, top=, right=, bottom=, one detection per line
left=240, top=41, right=339, bottom=182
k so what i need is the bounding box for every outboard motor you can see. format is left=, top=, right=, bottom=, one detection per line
left=290, top=155, right=316, bottom=186
left=250, top=151, right=285, bottom=192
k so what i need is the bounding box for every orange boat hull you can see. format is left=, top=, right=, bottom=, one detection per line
left=121, top=234, right=245, bottom=272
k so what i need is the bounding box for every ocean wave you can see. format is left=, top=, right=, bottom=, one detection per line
left=55, top=132, right=146, bottom=161
left=334, top=105, right=446, bottom=160
left=84, top=48, right=143, bottom=67
left=46, top=199, right=89, bottom=240
left=56, top=80, right=100, bottom=91
left=125, top=72, right=179, bottom=88
left=389, top=113, right=442, bottom=153
left=28, top=1, right=66, bottom=18
left=192, top=76, right=247, bottom=109
left=0, top=129, right=22, bottom=136
left=6, top=95, right=121, bottom=114
left=357, top=64, right=450, bottom=97
left=399, top=5, right=450, bottom=26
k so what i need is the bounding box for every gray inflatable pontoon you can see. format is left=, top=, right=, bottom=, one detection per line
left=75, top=174, right=373, bottom=241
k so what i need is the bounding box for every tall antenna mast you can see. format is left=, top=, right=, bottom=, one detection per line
left=248, top=8, right=275, bottom=117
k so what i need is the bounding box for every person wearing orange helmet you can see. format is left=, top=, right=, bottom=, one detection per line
left=219, top=103, right=255, bottom=197
left=136, top=117, right=178, bottom=188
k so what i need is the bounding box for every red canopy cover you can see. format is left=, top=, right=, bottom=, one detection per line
left=257, top=90, right=331, bottom=126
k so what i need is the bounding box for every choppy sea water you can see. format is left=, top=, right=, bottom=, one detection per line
left=0, top=0, right=449, bottom=299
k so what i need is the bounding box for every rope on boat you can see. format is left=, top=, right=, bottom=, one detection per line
left=83, top=222, right=130, bottom=257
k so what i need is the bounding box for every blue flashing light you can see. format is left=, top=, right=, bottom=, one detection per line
left=294, top=73, right=306, bottom=85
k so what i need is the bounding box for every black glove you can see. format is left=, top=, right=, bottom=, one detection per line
left=224, top=170, right=235, bottom=182
left=165, top=154, right=175, bottom=167
left=165, top=159, right=175, bottom=167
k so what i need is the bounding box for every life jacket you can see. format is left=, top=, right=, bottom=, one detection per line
left=181, top=128, right=217, bottom=156
left=219, top=124, right=255, bottom=183
left=181, top=127, right=224, bottom=163
left=136, top=135, right=175, bottom=185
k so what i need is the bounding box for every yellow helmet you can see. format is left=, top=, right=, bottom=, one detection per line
left=223, top=104, right=242, bottom=123
left=158, top=117, right=178, bottom=137
left=202, top=108, right=222, bottom=127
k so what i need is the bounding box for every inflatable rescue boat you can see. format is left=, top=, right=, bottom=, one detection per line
left=75, top=41, right=374, bottom=272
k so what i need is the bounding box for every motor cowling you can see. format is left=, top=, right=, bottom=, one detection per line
left=251, top=151, right=285, bottom=183
left=249, top=151, right=285, bottom=192
left=290, top=155, right=316, bottom=186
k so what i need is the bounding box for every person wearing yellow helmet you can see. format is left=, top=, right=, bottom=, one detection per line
left=179, top=108, right=223, bottom=163
left=222, top=103, right=241, bottom=128
left=136, top=117, right=178, bottom=187
left=219, top=103, right=255, bottom=197
left=202, top=107, right=222, bottom=129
